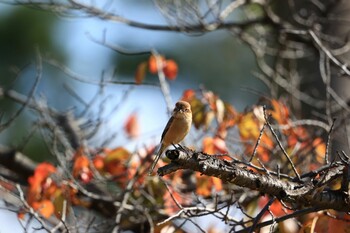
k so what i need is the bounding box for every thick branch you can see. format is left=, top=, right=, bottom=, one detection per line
left=0, top=146, right=36, bottom=179
left=158, top=149, right=350, bottom=212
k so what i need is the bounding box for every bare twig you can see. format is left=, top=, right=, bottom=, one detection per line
left=263, top=106, right=300, bottom=180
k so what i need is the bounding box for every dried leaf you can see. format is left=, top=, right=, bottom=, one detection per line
left=135, top=61, right=148, bottom=84
left=215, top=98, right=225, bottom=123
left=123, top=112, right=140, bottom=139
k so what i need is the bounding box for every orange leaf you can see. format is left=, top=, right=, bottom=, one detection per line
left=181, top=89, right=196, bottom=102
left=148, top=54, right=165, bottom=74
left=223, top=103, right=238, bottom=124
left=17, top=212, right=25, bottom=220
left=313, top=137, right=326, bottom=163
left=73, top=155, right=93, bottom=184
left=258, top=196, right=291, bottom=217
left=203, top=137, right=215, bottom=154
left=32, top=200, right=54, bottom=219
left=73, top=155, right=89, bottom=177
left=203, top=137, right=228, bottom=155
left=271, top=99, right=289, bottom=125
left=93, top=155, right=105, bottom=171
left=196, top=176, right=211, bottom=197
left=196, top=174, right=223, bottom=197
left=104, top=147, right=130, bottom=178
left=123, top=112, right=140, bottom=139
left=28, top=162, right=56, bottom=192
left=135, top=61, right=148, bottom=84
left=212, top=177, right=223, bottom=192
left=163, top=59, right=178, bottom=80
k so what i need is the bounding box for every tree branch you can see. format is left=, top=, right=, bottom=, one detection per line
left=158, top=149, right=350, bottom=212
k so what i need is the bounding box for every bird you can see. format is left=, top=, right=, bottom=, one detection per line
left=148, top=101, right=192, bottom=175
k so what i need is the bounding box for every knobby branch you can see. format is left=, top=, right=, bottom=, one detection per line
left=158, top=149, right=350, bottom=212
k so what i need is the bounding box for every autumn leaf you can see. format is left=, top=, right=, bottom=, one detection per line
left=313, top=137, right=326, bottom=163
left=203, top=137, right=228, bottom=155
left=326, top=212, right=350, bottom=233
left=148, top=54, right=165, bottom=74
left=32, top=200, right=55, bottom=219
left=135, top=61, right=148, bottom=84
left=223, top=103, right=238, bottom=125
left=196, top=173, right=223, bottom=197
left=203, top=137, right=215, bottom=154
left=73, top=155, right=89, bottom=177
left=238, top=112, right=261, bottom=140
left=181, top=89, right=196, bottom=102
left=17, top=212, right=25, bottom=220
left=190, top=98, right=206, bottom=129
left=53, top=189, right=65, bottom=219
left=104, top=147, right=130, bottom=183
left=163, top=59, right=178, bottom=80
left=73, top=155, right=92, bottom=184
left=104, top=147, right=130, bottom=163
left=213, top=137, right=228, bottom=154
left=28, top=162, right=56, bottom=193
left=215, top=98, right=225, bottom=123
left=93, top=155, right=105, bottom=171
left=258, top=196, right=291, bottom=217
left=302, top=211, right=350, bottom=233
left=123, top=112, right=140, bottom=139
left=271, top=99, right=289, bottom=125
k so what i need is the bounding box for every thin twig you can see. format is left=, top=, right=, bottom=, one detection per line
left=309, top=30, right=350, bottom=76
left=0, top=47, right=42, bottom=132
left=249, top=122, right=266, bottom=162
left=153, top=51, right=173, bottom=114
left=16, top=184, right=52, bottom=232
left=325, top=119, right=335, bottom=164
left=249, top=197, right=276, bottom=233
left=263, top=106, right=300, bottom=180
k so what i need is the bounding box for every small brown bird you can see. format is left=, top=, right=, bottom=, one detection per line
left=148, top=101, right=192, bottom=175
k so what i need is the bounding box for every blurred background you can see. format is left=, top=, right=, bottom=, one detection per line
left=0, top=1, right=266, bottom=160
left=0, top=1, right=267, bottom=231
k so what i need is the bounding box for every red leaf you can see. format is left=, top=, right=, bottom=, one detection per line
left=163, top=59, right=178, bottom=80
left=123, top=112, right=140, bottom=139
left=181, top=89, right=196, bottom=102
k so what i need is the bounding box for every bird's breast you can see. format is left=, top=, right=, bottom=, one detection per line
left=162, top=117, right=191, bottom=144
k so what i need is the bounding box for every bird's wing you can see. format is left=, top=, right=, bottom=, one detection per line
left=161, top=116, right=174, bottom=142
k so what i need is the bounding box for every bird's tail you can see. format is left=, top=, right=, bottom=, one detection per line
left=148, top=144, right=165, bottom=175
